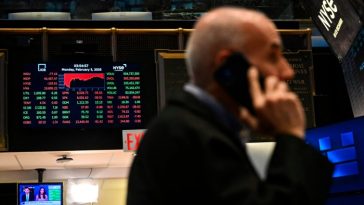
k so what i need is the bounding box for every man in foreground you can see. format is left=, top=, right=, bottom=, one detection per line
left=127, top=6, right=333, bottom=205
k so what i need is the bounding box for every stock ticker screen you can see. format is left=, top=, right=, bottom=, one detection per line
left=21, top=63, right=144, bottom=128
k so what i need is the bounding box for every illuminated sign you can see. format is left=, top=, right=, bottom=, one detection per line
left=21, top=63, right=143, bottom=128
left=122, top=129, right=145, bottom=152
left=303, top=0, right=361, bottom=59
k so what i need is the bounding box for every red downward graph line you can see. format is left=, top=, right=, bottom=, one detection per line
left=63, top=73, right=104, bottom=88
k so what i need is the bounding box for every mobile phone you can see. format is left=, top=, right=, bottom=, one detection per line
left=214, top=52, right=264, bottom=115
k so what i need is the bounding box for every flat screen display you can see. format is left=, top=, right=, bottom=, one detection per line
left=18, top=183, right=63, bottom=205
left=8, top=62, right=157, bottom=151
left=0, top=50, right=7, bottom=151
left=21, top=63, right=142, bottom=128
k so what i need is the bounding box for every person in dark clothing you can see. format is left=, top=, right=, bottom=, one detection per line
left=127, top=6, right=333, bottom=205
left=21, top=187, right=35, bottom=202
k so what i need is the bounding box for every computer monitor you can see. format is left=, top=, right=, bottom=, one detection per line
left=7, top=62, right=157, bottom=151
left=18, top=183, right=63, bottom=205
left=306, top=116, right=364, bottom=194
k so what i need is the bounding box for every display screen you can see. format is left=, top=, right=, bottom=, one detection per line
left=18, top=183, right=63, bottom=205
left=306, top=116, right=364, bottom=194
left=21, top=63, right=142, bottom=128
left=7, top=62, right=157, bottom=151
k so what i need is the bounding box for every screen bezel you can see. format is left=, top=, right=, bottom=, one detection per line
left=7, top=61, right=157, bottom=151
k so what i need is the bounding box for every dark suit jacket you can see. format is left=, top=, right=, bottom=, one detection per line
left=127, top=91, right=333, bottom=205
left=22, top=193, right=35, bottom=202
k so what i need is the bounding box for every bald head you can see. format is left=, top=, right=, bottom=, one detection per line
left=185, top=7, right=287, bottom=88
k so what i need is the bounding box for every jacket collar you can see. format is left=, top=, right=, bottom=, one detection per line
left=167, top=90, right=243, bottom=143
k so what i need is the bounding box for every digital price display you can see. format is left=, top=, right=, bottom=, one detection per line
left=21, top=63, right=143, bottom=128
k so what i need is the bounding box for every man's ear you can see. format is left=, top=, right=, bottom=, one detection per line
left=214, top=49, right=232, bottom=68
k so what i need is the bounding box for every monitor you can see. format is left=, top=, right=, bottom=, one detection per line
left=305, top=116, right=364, bottom=194
left=7, top=62, right=157, bottom=151
left=18, top=182, right=63, bottom=205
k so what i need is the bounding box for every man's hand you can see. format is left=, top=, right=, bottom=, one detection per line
left=240, top=67, right=306, bottom=139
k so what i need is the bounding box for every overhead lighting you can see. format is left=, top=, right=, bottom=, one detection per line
left=67, top=179, right=99, bottom=204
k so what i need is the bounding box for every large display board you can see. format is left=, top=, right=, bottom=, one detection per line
left=21, top=63, right=142, bottom=127
left=8, top=62, right=156, bottom=151
left=156, top=50, right=188, bottom=111
left=18, top=183, right=63, bottom=205
left=285, top=50, right=316, bottom=128
left=302, top=0, right=362, bottom=60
